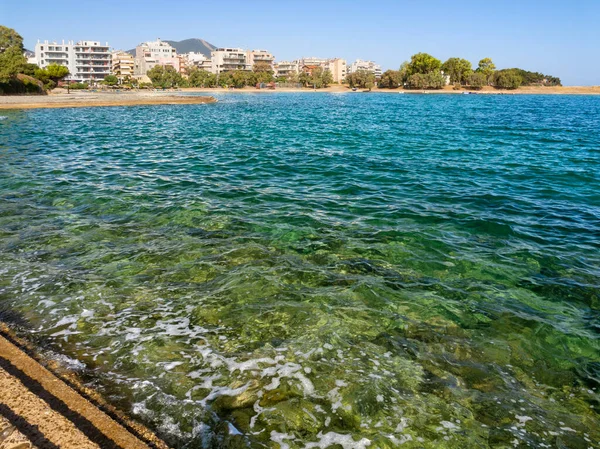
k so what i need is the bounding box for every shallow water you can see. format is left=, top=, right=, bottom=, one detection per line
left=0, top=93, right=599, bottom=448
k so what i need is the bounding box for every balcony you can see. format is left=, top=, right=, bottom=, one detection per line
left=75, top=50, right=110, bottom=55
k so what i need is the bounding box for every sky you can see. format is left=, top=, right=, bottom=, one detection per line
left=3, top=0, right=600, bottom=85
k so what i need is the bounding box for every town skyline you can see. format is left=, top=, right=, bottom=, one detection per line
left=4, top=0, right=600, bottom=86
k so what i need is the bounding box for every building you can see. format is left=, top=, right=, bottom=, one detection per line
left=247, top=49, right=275, bottom=70
left=182, top=52, right=212, bottom=71
left=325, top=58, right=347, bottom=83
left=33, top=40, right=112, bottom=83
left=134, top=38, right=180, bottom=76
left=210, top=48, right=251, bottom=73
left=348, top=59, right=382, bottom=78
left=209, top=48, right=276, bottom=74
left=296, top=57, right=347, bottom=83
left=111, top=51, right=134, bottom=82
left=274, top=61, right=299, bottom=78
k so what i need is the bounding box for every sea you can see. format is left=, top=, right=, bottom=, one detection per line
left=0, top=93, right=599, bottom=448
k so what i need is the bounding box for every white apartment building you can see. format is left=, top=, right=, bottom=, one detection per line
left=348, top=59, right=382, bottom=78
left=274, top=61, right=299, bottom=78
left=182, top=52, right=213, bottom=71
left=33, top=40, right=111, bottom=82
left=134, top=38, right=180, bottom=76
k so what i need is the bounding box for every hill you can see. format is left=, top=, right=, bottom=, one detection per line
left=126, top=38, right=217, bottom=57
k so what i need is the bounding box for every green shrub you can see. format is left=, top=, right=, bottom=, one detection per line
left=494, top=70, right=523, bottom=89
left=68, top=82, right=88, bottom=90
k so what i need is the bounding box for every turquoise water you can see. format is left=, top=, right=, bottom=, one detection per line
left=0, top=93, right=599, bottom=448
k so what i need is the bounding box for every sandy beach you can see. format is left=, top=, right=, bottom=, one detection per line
left=0, top=91, right=217, bottom=110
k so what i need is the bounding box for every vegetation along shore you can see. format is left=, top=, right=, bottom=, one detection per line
left=2, top=25, right=596, bottom=99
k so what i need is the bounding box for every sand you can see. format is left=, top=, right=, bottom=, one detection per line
left=0, top=91, right=216, bottom=110
left=0, top=329, right=169, bottom=449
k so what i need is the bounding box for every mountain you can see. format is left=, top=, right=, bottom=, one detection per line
left=126, top=38, right=217, bottom=57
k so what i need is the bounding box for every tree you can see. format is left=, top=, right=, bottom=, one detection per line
left=407, top=70, right=445, bottom=89
left=231, top=70, right=251, bottom=88
left=217, top=71, right=233, bottom=87
left=254, top=70, right=273, bottom=84
left=253, top=61, right=273, bottom=74
left=468, top=72, right=487, bottom=89
left=378, top=70, right=402, bottom=89
left=34, top=64, right=69, bottom=90
left=147, top=65, right=182, bottom=88
left=188, top=67, right=217, bottom=87
left=298, top=71, right=311, bottom=87
left=299, top=67, right=334, bottom=89
left=321, top=69, right=333, bottom=87
left=441, top=57, right=473, bottom=85
left=494, top=70, right=523, bottom=89
left=103, top=74, right=118, bottom=86
left=425, top=71, right=446, bottom=89
left=407, top=53, right=441, bottom=76
left=21, top=63, right=40, bottom=77
left=0, top=26, right=27, bottom=82
left=476, top=58, right=496, bottom=81
left=311, top=67, right=325, bottom=88
left=346, top=70, right=375, bottom=89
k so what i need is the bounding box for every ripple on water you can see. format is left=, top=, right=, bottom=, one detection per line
left=0, top=94, right=599, bottom=448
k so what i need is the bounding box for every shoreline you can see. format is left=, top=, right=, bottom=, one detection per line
left=0, top=85, right=598, bottom=110
left=184, top=85, right=600, bottom=95
left=0, top=93, right=217, bottom=110
left=0, top=322, right=169, bottom=448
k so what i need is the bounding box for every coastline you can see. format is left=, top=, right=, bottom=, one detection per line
left=0, top=85, right=598, bottom=110
left=0, top=93, right=217, bottom=110
left=183, top=85, right=600, bottom=95
left=0, top=322, right=169, bottom=449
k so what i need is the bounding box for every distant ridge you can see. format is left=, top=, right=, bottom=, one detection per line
left=126, top=38, right=217, bottom=57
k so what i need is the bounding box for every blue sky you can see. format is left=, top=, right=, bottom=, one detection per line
left=3, top=0, right=599, bottom=85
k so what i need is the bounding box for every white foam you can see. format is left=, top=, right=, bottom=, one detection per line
left=305, top=432, right=371, bottom=449
left=163, top=361, right=183, bottom=371
left=270, top=431, right=294, bottom=449
left=440, top=421, right=459, bottom=430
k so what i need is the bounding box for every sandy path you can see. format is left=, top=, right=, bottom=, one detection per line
left=0, top=334, right=168, bottom=449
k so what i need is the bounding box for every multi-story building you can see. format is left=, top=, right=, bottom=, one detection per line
left=111, top=51, right=134, bottom=82
left=209, top=48, right=276, bottom=74
left=274, top=61, right=299, bottom=78
left=134, top=39, right=180, bottom=76
left=33, top=39, right=111, bottom=82
left=210, top=48, right=251, bottom=73
left=247, top=49, right=275, bottom=70
left=325, top=58, right=347, bottom=83
left=73, top=41, right=111, bottom=82
left=348, top=59, right=382, bottom=78
left=296, top=57, right=347, bottom=83
left=33, top=40, right=70, bottom=69
left=182, top=52, right=213, bottom=71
